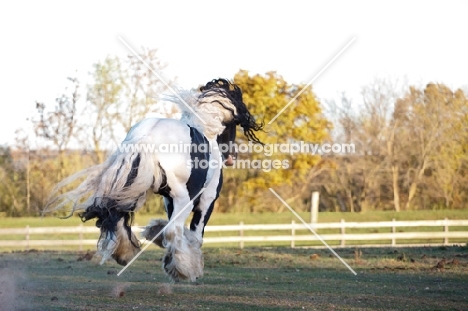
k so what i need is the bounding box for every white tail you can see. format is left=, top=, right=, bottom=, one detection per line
left=45, top=146, right=162, bottom=264
left=45, top=150, right=161, bottom=216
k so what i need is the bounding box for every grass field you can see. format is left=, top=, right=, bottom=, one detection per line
left=2, top=209, right=468, bottom=228
left=1, top=246, right=467, bottom=310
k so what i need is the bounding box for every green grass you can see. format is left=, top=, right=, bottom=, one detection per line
left=1, top=246, right=467, bottom=310
left=2, top=209, right=467, bottom=228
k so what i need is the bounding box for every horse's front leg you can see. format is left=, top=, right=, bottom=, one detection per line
left=189, top=189, right=219, bottom=241
left=162, top=193, right=193, bottom=244
left=166, top=197, right=205, bottom=282
left=142, top=184, right=193, bottom=250
left=151, top=186, right=203, bottom=282
left=190, top=166, right=223, bottom=237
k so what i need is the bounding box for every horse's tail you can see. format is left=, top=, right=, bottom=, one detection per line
left=45, top=148, right=161, bottom=265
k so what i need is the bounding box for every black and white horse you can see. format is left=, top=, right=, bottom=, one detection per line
left=46, top=79, right=262, bottom=282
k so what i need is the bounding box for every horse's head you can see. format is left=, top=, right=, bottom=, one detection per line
left=216, top=122, right=237, bottom=166
left=200, top=78, right=264, bottom=166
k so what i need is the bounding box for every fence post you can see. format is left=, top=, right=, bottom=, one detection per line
left=26, top=225, right=30, bottom=251
left=444, top=218, right=449, bottom=245
left=291, top=220, right=295, bottom=248
left=392, top=218, right=396, bottom=246
left=79, top=224, right=84, bottom=252
left=311, top=191, right=319, bottom=223
left=239, top=221, right=244, bottom=249
left=340, top=219, right=345, bottom=247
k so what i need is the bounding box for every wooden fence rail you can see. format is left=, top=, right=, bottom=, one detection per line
left=1, top=219, right=467, bottom=250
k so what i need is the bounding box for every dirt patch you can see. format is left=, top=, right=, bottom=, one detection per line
left=111, top=282, right=130, bottom=298
left=77, top=251, right=95, bottom=261
left=0, top=247, right=467, bottom=310
left=0, top=267, right=27, bottom=310
left=157, top=283, right=173, bottom=295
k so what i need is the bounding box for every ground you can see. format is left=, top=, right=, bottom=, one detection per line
left=0, top=246, right=467, bottom=310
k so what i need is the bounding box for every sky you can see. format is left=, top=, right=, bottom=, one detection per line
left=1, top=0, right=467, bottom=146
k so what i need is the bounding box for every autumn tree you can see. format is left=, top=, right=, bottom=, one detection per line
left=13, top=48, right=175, bottom=215
left=358, top=78, right=405, bottom=211
left=325, top=81, right=468, bottom=211
left=85, top=48, right=175, bottom=164
left=81, top=49, right=174, bottom=214
left=320, top=94, right=364, bottom=212
left=0, top=146, right=26, bottom=216
left=119, top=48, right=175, bottom=131
left=34, top=77, right=80, bottom=180
left=315, top=77, right=401, bottom=212
left=225, top=70, right=330, bottom=212
left=86, top=56, right=123, bottom=163
left=395, top=83, right=468, bottom=209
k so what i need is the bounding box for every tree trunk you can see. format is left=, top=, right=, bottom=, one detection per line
left=405, top=182, right=417, bottom=210
left=58, top=149, right=65, bottom=181
left=346, top=189, right=354, bottom=212
left=392, top=164, right=400, bottom=212
left=405, top=160, right=427, bottom=210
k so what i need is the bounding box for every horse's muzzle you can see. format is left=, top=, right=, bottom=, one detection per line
left=224, top=154, right=235, bottom=166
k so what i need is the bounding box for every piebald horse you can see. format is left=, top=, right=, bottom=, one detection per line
left=45, top=79, right=263, bottom=282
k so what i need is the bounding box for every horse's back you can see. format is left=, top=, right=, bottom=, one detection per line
left=124, top=118, right=192, bottom=144
left=122, top=117, right=215, bottom=191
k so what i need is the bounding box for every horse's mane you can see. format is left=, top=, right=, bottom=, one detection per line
left=166, top=79, right=263, bottom=143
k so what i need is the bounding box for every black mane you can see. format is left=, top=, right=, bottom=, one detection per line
left=200, top=78, right=264, bottom=144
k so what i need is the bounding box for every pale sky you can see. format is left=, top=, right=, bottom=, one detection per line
left=1, top=0, right=467, bottom=146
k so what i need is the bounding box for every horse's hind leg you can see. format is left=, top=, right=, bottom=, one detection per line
left=81, top=197, right=144, bottom=266
left=111, top=217, right=141, bottom=265
left=91, top=212, right=141, bottom=266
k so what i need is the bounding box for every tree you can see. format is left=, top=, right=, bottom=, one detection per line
left=86, top=56, right=124, bottom=163
left=330, top=81, right=468, bottom=211
left=0, top=146, right=26, bottom=216
left=85, top=48, right=175, bottom=164
left=82, top=49, right=174, bottom=215
left=34, top=77, right=80, bottom=181
left=318, top=78, right=403, bottom=212
left=359, top=78, right=406, bottom=212
left=119, top=48, right=175, bottom=131
left=325, top=93, right=369, bottom=212
left=20, top=49, right=175, bottom=215
left=398, top=84, right=468, bottom=209
left=227, top=70, right=331, bottom=212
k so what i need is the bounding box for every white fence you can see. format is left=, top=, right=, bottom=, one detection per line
left=1, top=218, right=467, bottom=250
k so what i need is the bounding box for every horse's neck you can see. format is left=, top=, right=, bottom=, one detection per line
left=182, top=107, right=226, bottom=141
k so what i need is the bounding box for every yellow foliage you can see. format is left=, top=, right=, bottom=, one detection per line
left=229, top=70, right=331, bottom=203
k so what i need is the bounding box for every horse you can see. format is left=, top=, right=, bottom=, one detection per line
left=45, top=78, right=263, bottom=282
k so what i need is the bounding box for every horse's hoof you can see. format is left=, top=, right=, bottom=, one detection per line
left=111, top=254, right=127, bottom=266
left=141, top=219, right=168, bottom=248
